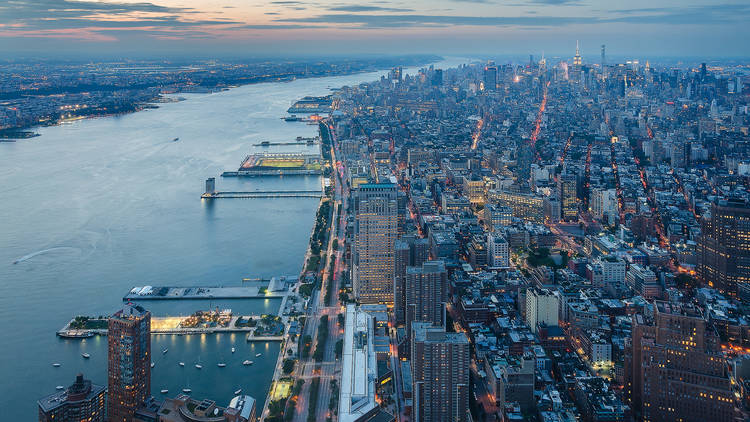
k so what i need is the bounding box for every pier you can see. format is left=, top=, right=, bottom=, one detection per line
left=123, top=284, right=294, bottom=301
left=221, top=169, right=322, bottom=177
left=202, top=190, right=323, bottom=199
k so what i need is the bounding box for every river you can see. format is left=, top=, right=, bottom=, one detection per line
left=0, top=57, right=467, bottom=420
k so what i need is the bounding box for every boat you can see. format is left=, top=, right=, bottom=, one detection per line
left=231, top=347, right=235, bottom=353
left=260, top=141, right=270, bottom=147
left=160, top=389, right=169, bottom=394
left=179, top=362, right=185, bottom=367
left=255, top=353, right=262, bottom=357
left=234, top=389, right=242, bottom=395
left=182, top=388, right=192, bottom=394
left=242, top=360, right=253, bottom=366
left=56, top=386, right=64, bottom=390
left=151, top=362, right=155, bottom=368
left=172, top=137, right=179, bottom=142
left=217, top=363, right=226, bottom=368
left=52, top=363, right=61, bottom=367
left=81, top=353, right=90, bottom=359
left=162, top=348, right=168, bottom=354
left=195, top=364, right=202, bottom=369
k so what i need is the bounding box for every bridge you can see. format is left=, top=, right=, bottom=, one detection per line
left=202, top=190, right=323, bottom=199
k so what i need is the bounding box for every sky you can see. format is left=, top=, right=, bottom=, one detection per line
left=1, top=0, right=749, bottom=59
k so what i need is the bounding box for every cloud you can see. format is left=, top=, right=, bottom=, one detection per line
left=327, top=5, right=414, bottom=12
left=275, top=13, right=595, bottom=28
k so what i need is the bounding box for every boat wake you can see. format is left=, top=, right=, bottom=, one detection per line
left=12, top=247, right=79, bottom=264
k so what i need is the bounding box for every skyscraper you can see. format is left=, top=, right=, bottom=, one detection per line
left=352, top=183, right=398, bottom=305
left=628, top=301, right=739, bottom=422
left=696, top=198, right=750, bottom=300
left=38, top=373, right=106, bottom=422
left=411, top=324, right=470, bottom=422
left=108, top=303, right=151, bottom=422
left=573, top=40, right=583, bottom=67
left=395, top=236, right=429, bottom=325
left=483, top=65, right=497, bottom=91
left=405, top=261, right=448, bottom=332
left=558, top=173, right=578, bottom=221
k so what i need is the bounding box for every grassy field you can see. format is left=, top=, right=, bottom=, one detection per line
left=258, top=158, right=305, bottom=168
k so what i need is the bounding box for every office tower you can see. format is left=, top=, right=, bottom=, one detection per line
left=38, top=373, right=106, bottom=422
left=573, top=40, right=583, bottom=67
left=431, top=69, right=443, bottom=86
left=629, top=302, right=739, bottom=422
left=108, top=303, right=151, bottom=422
left=483, top=66, right=497, bottom=91
left=700, top=62, right=707, bottom=81
left=486, top=232, right=510, bottom=268
left=484, top=204, right=513, bottom=230
left=525, top=288, right=559, bottom=333
left=391, top=66, right=402, bottom=82
left=411, top=324, right=470, bottom=422
left=395, top=236, right=429, bottom=325
left=405, top=261, right=448, bottom=332
left=352, top=183, right=398, bottom=305
left=558, top=173, right=578, bottom=221
left=696, top=198, right=750, bottom=300
left=601, top=44, right=606, bottom=67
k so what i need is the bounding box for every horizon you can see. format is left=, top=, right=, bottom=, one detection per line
left=2, top=0, right=750, bottom=58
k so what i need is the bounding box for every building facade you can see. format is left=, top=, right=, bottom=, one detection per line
left=38, top=373, right=106, bottom=422
left=352, top=183, right=399, bottom=305
left=108, top=304, right=151, bottom=422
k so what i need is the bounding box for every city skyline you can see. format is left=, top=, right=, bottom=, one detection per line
left=2, top=0, right=750, bottom=57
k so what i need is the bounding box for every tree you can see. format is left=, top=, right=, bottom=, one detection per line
left=282, top=359, right=295, bottom=374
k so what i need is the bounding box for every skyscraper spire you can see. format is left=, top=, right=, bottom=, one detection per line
left=573, top=40, right=582, bottom=66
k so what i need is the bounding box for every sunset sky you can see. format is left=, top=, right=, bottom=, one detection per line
left=2, top=0, right=749, bottom=58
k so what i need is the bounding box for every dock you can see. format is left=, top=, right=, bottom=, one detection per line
left=123, top=284, right=294, bottom=301
left=202, top=190, right=323, bottom=199
left=221, top=169, right=322, bottom=177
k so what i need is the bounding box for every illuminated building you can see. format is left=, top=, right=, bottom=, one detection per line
left=411, top=324, right=470, bottom=422
left=108, top=303, right=151, bottom=422
left=628, top=301, right=739, bottom=422
left=352, top=183, right=398, bottom=305
left=696, top=198, right=750, bottom=300
left=405, top=261, right=448, bottom=333
left=38, top=373, right=106, bottom=422
left=489, top=190, right=545, bottom=224
left=558, top=173, right=578, bottom=221
left=486, top=232, right=510, bottom=268
left=395, top=236, right=429, bottom=325
left=573, top=40, right=583, bottom=67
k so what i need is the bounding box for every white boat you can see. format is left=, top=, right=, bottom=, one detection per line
left=255, top=353, right=261, bottom=357
left=242, top=360, right=253, bottom=365
left=195, top=364, right=202, bottom=369
left=217, top=363, right=226, bottom=368
left=151, top=362, right=155, bottom=368
left=160, top=389, right=169, bottom=394
left=179, top=362, right=185, bottom=367
left=234, top=389, right=242, bottom=395
left=162, top=348, right=168, bottom=354
left=56, top=386, right=64, bottom=390
left=182, top=388, right=192, bottom=394
left=52, top=363, right=61, bottom=367
left=231, top=347, right=235, bottom=353
left=81, top=353, right=90, bottom=359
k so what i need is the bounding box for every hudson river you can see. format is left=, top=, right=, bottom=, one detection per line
left=0, top=58, right=465, bottom=420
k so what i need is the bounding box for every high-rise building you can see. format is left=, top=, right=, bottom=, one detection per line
left=591, top=188, right=618, bottom=225
left=626, top=264, right=661, bottom=299
left=352, top=183, right=399, bottom=305
left=573, top=40, right=583, bottom=67
left=628, top=301, right=740, bottom=422
left=486, top=232, right=510, bottom=268
left=558, top=173, right=578, bottom=221
left=38, top=373, right=106, bottom=422
left=395, top=236, right=430, bottom=325
left=696, top=198, right=750, bottom=300
left=108, top=303, right=151, bottom=422
left=483, top=66, right=497, bottom=91
left=339, top=305, right=383, bottom=422
left=525, top=288, right=559, bottom=333
left=405, top=261, right=448, bottom=332
left=411, top=324, right=470, bottom=422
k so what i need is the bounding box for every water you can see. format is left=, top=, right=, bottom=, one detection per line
left=0, top=57, right=467, bottom=419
